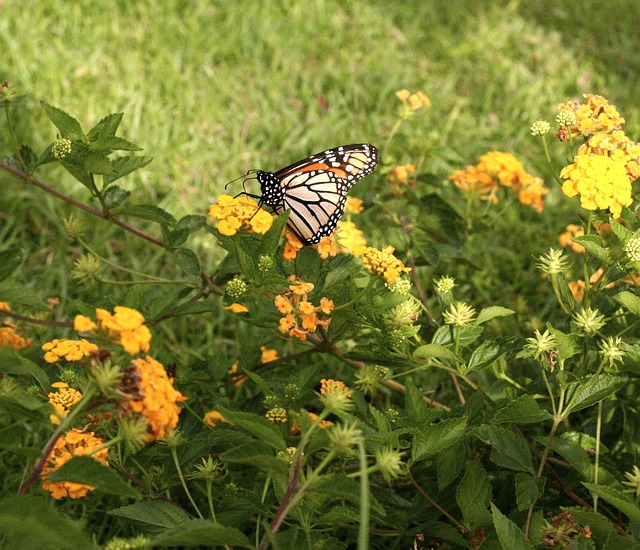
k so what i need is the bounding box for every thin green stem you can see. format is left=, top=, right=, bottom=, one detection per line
left=170, top=446, right=203, bottom=519
left=594, top=400, right=602, bottom=513
left=357, top=440, right=370, bottom=550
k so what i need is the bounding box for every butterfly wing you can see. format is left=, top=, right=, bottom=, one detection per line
left=273, top=144, right=378, bottom=244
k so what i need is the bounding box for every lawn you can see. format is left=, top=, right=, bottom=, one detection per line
left=1, top=1, right=640, bottom=548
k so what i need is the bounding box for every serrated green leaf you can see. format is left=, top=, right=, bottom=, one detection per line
left=118, top=204, right=177, bottom=226
left=582, top=483, right=640, bottom=523
left=82, top=152, right=115, bottom=175
left=217, top=406, right=286, bottom=451
left=103, top=155, right=153, bottom=185
left=0, top=247, right=24, bottom=281
left=492, top=395, right=552, bottom=424
left=150, top=519, right=252, bottom=548
left=456, top=459, right=492, bottom=529
left=548, top=325, right=581, bottom=362
left=608, top=218, right=632, bottom=243
left=542, top=433, right=592, bottom=479
left=412, top=416, right=467, bottom=462
left=221, top=442, right=289, bottom=473
left=613, top=291, right=640, bottom=316
left=59, top=157, right=93, bottom=188
left=108, top=500, right=190, bottom=530
left=40, top=101, right=84, bottom=139
left=432, top=324, right=484, bottom=346
left=437, top=439, right=467, bottom=490
left=413, top=343, right=457, bottom=361
left=177, top=214, right=207, bottom=233
left=405, top=380, right=441, bottom=425
left=467, top=339, right=507, bottom=371
left=47, top=456, right=139, bottom=498
left=491, top=503, right=535, bottom=550
left=0, top=495, right=97, bottom=549
left=90, top=135, right=141, bottom=152
left=476, top=306, right=515, bottom=324
left=102, top=185, right=131, bottom=207
left=474, top=425, right=534, bottom=474
left=0, top=392, right=51, bottom=423
left=257, top=210, right=288, bottom=255
left=86, top=112, right=123, bottom=140
left=173, top=248, right=201, bottom=279
left=565, top=374, right=626, bottom=413
left=164, top=227, right=190, bottom=248
left=515, top=472, right=545, bottom=511
left=0, top=347, right=50, bottom=390
left=573, top=235, right=614, bottom=265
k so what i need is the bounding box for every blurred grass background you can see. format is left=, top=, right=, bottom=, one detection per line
left=1, top=0, right=639, bottom=344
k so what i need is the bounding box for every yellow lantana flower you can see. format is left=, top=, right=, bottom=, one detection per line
left=74, top=306, right=151, bottom=355
left=42, top=338, right=98, bottom=363
left=208, top=194, right=273, bottom=237
left=360, top=245, right=411, bottom=285
left=48, top=382, right=83, bottom=425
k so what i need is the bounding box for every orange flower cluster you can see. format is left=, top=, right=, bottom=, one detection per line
left=127, top=356, right=187, bottom=441
left=449, top=151, right=549, bottom=213
left=208, top=194, right=273, bottom=237
left=203, top=410, right=234, bottom=428
left=389, top=163, right=417, bottom=196
left=360, top=245, right=411, bottom=285
left=48, top=382, right=83, bottom=425
left=557, top=94, right=625, bottom=139
left=396, top=89, right=432, bottom=111
left=320, top=378, right=352, bottom=398
left=0, top=303, right=32, bottom=350
left=42, top=338, right=98, bottom=363
left=558, top=224, right=585, bottom=254
left=74, top=306, right=151, bottom=355
left=275, top=277, right=334, bottom=341
left=290, top=411, right=334, bottom=435
left=41, top=428, right=109, bottom=500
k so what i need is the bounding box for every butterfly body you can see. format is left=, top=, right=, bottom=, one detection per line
left=255, top=143, right=378, bottom=245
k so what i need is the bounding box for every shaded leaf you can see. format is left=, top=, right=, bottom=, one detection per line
left=174, top=248, right=201, bottom=280
left=456, top=459, right=492, bottom=529
left=565, top=374, right=626, bottom=413
left=432, top=324, right=483, bottom=346
left=0, top=286, right=50, bottom=311
left=0, top=247, right=24, bottom=281
left=573, top=235, right=613, bottom=265
left=217, top=406, right=286, bottom=451
left=548, top=325, right=581, bottom=362
left=109, top=500, right=190, bottom=531
left=83, top=152, right=115, bottom=175
left=491, top=503, right=535, bottom=550
left=413, top=343, right=457, bottom=361
left=118, top=204, right=177, bottom=226
left=102, top=185, right=131, bottom=207
left=150, top=519, right=252, bottom=548
left=103, top=155, right=153, bottom=185
left=515, top=472, right=545, bottom=511
left=0, top=347, right=50, bottom=390
left=613, top=291, right=640, bottom=316
left=474, top=425, right=534, bottom=474
left=492, top=395, right=552, bottom=424
left=86, top=112, right=123, bottom=140
left=582, top=483, right=640, bottom=523
left=476, top=306, right=515, bottom=325
left=47, top=456, right=139, bottom=498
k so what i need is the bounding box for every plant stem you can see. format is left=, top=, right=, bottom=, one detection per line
left=170, top=446, right=204, bottom=519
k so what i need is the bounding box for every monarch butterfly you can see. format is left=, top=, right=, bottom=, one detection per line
left=229, top=143, right=378, bottom=245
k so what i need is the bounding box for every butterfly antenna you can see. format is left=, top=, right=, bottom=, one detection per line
left=224, top=170, right=254, bottom=191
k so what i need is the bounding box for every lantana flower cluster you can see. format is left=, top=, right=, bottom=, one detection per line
left=0, top=302, right=32, bottom=350
left=558, top=94, right=638, bottom=218
left=42, top=338, right=98, bottom=363
left=208, top=194, right=274, bottom=236
left=274, top=277, right=334, bottom=341
left=449, top=151, right=549, bottom=212
left=389, top=163, right=417, bottom=196
left=74, top=306, right=152, bottom=355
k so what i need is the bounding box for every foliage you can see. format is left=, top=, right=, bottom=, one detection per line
left=1, top=2, right=640, bottom=549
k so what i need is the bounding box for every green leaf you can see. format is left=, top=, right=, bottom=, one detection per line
left=608, top=218, right=632, bottom=243
left=0, top=495, right=97, bottom=549
left=109, top=500, right=190, bottom=531
left=491, top=503, right=535, bottom=550
left=0, top=286, right=51, bottom=312
left=258, top=210, right=289, bottom=256
left=565, top=374, right=626, bottom=413
left=59, top=157, right=93, bottom=188
left=221, top=442, right=288, bottom=473
left=404, top=380, right=442, bottom=425
left=492, top=395, right=552, bottom=424
left=540, top=433, right=592, bottom=480
left=102, top=185, right=131, bottom=207
left=514, top=472, right=545, bottom=511
left=86, top=112, right=123, bottom=140
left=613, top=291, right=640, bottom=316
left=0, top=347, right=50, bottom=391
left=217, top=406, right=286, bottom=451
left=150, top=519, right=252, bottom=548
left=0, top=247, right=24, bottom=281
left=118, top=204, right=177, bottom=226
left=40, top=101, right=84, bottom=139
left=573, top=235, right=614, bottom=265
left=548, top=325, right=581, bottom=362
left=432, top=324, right=484, bottom=346
left=173, top=248, right=201, bottom=280
left=437, top=439, right=467, bottom=490
left=47, top=456, right=139, bottom=498
left=103, top=155, right=153, bottom=185
left=177, top=214, right=207, bottom=233
left=553, top=271, right=578, bottom=313
left=412, top=416, right=468, bottom=462
left=0, top=391, right=51, bottom=423
left=474, top=425, right=534, bottom=474
left=467, top=338, right=511, bottom=371
left=90, top=135, right=141, bottom=152
left=455, top=459, right=492, bottom=529
left=476, top=306, right=515, bottom=324
left=82, top=152, right=115, bottom=175
left=413, top=343, right=457, bottom=361
left=582, top=483, right=640, bottom=523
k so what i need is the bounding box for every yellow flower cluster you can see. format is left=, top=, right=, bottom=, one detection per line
left=290, top=411, right=334, bottom=435
left=336, top=221, right=368, bottom=256
left=360, top=245, right=411, bottom=285
left=557, top=94, right=625, bottom=139
left=274, top=277, right=334, bottom=341
left=449, top=151, right=549, bottom=212
left=260, top=345, right=279, bottom=363
left=344, top=196, right=364, bottom=214
left=389, top=163, right=417, bottom=196
left=396, top=89, right=432, bottom=111
left=208, top=194, right=274, bottom=237
left=128, top=356, right=187, bottom=441
left=42, top=338, right=98, bottom=363
left=74, top=306, right=151, bottom=355
left=41, top=428, right=109, bottom=499
left=48, top=382, right=83, bottom=425
left=560, top=154, right=633, bottom=218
